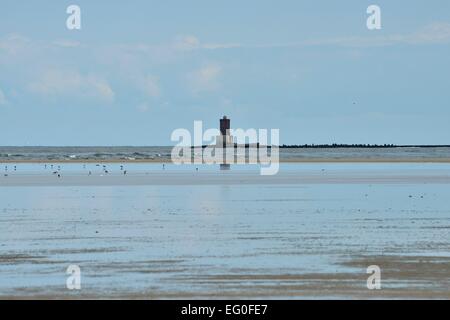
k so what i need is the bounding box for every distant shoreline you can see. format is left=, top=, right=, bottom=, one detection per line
left=1, top=145, right=450, bottom=148
left=279, top=144, right=450, bottom=148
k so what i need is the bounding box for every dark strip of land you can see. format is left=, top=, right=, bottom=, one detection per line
left=279, top=144, right=450, bottom=148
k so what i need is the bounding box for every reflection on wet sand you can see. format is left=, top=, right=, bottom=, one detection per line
left=0, top=163, right=449, bottom=299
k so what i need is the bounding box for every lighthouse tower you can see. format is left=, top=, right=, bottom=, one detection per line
left=216, top=116, right=234, bottom=147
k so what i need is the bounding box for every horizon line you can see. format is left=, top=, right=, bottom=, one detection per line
left=1, top=144, right=450, bottom=148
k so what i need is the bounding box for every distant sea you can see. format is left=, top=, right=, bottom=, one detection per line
left=1, top=146, right=450, bottom=161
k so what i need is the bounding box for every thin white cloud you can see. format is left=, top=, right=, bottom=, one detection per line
left=136, top=102, right=150, bottom=112
left=173, top=35, right=241, bottom=51
left=407, top=22, right=450, bottom=45
left=0, top=34, right=31, bottom=54
left=139, top=75, right=161, bottom=97
left=52, top=39, right=81, bottom=48
left=246, top=22, right=450, bottom=48
left=87, top=75, right=115, bottom=102
left=174, top=35, right=200, bottom=51
left=28, top=69, right=115, bottom=103
left=202, top=42, right=242, bottom=50
left=2, top=21, right=448, bottom=107
left=187, top=63, right=222, bottom=93
left=3, top=21, right=449, bottom=61
left=297, top=22, right=450, bottom=47
left=172, top=22, right=450, bottom=51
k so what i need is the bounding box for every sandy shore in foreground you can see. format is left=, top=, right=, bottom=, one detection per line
left=1, top=163, right=449, bottom=299
left=2, top=254, right=449, bottom=299
left=2, top=170, right=450, bottom=186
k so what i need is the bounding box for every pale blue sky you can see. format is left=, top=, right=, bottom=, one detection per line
left=1, top=0, right=450, bottom=145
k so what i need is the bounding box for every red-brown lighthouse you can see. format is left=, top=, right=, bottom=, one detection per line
left=220, top=115, right=230, bottom=136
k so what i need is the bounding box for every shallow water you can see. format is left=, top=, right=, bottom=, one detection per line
left=1, top=146, right=450, bottom=161
left=0, top=163, right=449, bottom=298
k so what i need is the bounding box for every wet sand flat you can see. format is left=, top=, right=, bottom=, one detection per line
left=1, top=163, right=450, bottom=186
left=0, top=163, right=449, bottom=299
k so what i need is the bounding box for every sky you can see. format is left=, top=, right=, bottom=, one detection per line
left=1, top=0, right=450, bottom=146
